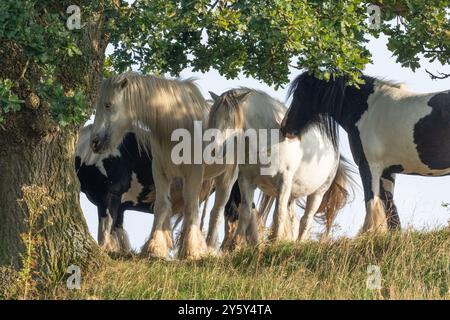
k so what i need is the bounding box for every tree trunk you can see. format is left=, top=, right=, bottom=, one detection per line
left=0, top=0, right=110, bottom=286
left=0, top=127, right=102, bottom=277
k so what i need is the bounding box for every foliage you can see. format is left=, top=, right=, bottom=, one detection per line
left=1, top=0, right=449, bottom=125
left=110, top=0, right=373, bottom=87
left=0, top=0, right=97, bottom=126
left=0, top=79, right=23, bottom=125
left=37, top=78, right=90, bottom=127
left=110, top=0, right=449, bottom=87
left=103, top=56, right=118, bottom=79
left=373, top=0, right=450, bottom=74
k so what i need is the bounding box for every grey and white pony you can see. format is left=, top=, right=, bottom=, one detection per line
left=90, top=72, right=239, bottom=259
left=208, top=89, right=354, bottom=247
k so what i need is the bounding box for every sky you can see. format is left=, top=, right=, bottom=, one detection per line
left=81, top=32, right=450, bottom=251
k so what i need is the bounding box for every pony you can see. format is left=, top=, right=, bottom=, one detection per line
left=77, top=124, right=220, bottom=253
left=90, top=72, right=239, bottom=259
left=76, top=125, right=152, bottom=252
left=280, top=71, right=449, bottom=232
left=208, top=89, right=354, bottom=247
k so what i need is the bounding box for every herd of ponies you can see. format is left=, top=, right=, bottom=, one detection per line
left=76, top=70, right=450, bottom=260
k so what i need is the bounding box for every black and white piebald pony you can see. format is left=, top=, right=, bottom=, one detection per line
left=76, top=125, right=241, bottom=252
left=281, top=71, right=449, bottom=232
left=76, top=125, right=156, bottom=252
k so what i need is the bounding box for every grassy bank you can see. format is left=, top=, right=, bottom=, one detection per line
left=45, top=229, right=449, bottom=300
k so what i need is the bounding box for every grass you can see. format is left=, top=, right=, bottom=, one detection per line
left=49, top=229, right=450, bottom=300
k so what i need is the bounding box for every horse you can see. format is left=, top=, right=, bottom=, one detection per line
left=208, top=89, right=354, bottom=247
left=76, top=125, right=152, bottom=252
left=76, top=124, right=218, bottom=253
left=89, top=72, right=239, bottom=259
left=280, top=71, right=449, bottom=233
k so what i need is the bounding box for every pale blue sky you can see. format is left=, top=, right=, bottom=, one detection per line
left=81, top=33, right=450, bottom=251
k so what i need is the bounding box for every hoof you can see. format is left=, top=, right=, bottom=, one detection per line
left=141, top=230, right=173, bottom=259
left=99, top=233, right=121, bottom=253
left=178, top=225, right=207, bottom=260
left=226, top=234, right=248, bottom=252
left=112, top=228, right=131, bottom=253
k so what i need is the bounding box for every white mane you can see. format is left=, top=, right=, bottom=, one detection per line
left=99, top=72, right=210, bottom=152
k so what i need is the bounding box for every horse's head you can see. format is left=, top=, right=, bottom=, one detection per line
left=208, top=89, right=251, bottom=132
left=91, top=75, right=132, bottom=154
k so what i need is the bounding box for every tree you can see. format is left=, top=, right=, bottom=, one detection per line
left=0, top=0, right=109, bottom=279
left=0, top=0, right=448, bottom=285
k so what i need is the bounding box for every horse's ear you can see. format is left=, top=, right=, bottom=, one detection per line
left=237, top=91, right=252, bottom=101
left=119, top=78, right=128, bottom=90
left=209, top=91, right=220, bottom=102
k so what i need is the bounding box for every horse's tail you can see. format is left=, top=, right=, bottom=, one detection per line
left=257, top=192, right=274, bottom=227
left=315, top=156, right=356, bottom=237
left=255, top=192, right=276, bottom=239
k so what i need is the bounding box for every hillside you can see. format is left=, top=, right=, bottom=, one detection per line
left=57, top=229, right=450, bottom=300
left=2, top=229, right=449, bottom=300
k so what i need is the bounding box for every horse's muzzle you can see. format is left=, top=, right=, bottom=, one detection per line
left=90, top=134, right=109, bottom=154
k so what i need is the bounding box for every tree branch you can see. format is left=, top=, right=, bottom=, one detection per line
left=425, top=69, right=450, bottom=80
left=368, top=1, right=450, bottom=41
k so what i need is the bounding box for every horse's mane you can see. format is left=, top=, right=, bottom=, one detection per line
left=372, top=77, right=405, bottom=89
left=288, top=72, right=344, bottom=149
left=77, top=124, right=94, bottom=159
left=208, top=88, right=286, bottom=130
left=288, top=71, right=409, bottom=150
left=101, top=72, right=209, bottom=151
left=208, top=89, right=248, bottom=129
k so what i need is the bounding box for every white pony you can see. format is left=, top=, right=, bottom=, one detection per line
left=90, top=72, right=239, bottom=259
left=208, top=89, right=354, bottom=247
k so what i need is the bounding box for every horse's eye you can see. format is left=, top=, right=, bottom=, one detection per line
left=105, top=104, right=111, bottom=110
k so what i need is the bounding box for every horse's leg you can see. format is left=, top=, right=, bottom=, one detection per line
left=99, top=193, right=122, bottom=252
left=246, top=206, right=260, bottom=245
left=361, top=163, right=388, bottom=233
left=142, top=161, right=173, bottom=259
left=228, top=176, right=256, bottom=250
left=287, top=201, right=299, bottom=241
left=178, top=166, right=207, bottom=260
left=380, top=171, right=401, bottom=230
left=206, top=168, right=238, bottom=251
left=222, top=214, right=238, bottom=250
left=112, top=207, right=131, bottom=253
left=97, top=204, right=112, bottom=248
left=298, top=194, right=323, bottom=242
left=271, top=174, right=293, bottom=242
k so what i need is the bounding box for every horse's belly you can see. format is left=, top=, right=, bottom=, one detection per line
left=254, top=176, right=281, bottom=197
left=290, top=154, right=336, bottom=197
left=401, top=164, right=450, bottom=176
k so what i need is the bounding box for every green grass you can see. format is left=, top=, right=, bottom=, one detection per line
left=47, top=229, right=450, bottom=299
